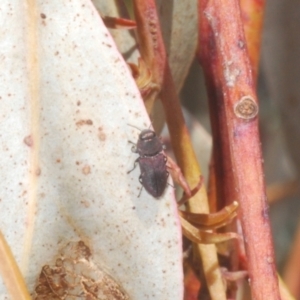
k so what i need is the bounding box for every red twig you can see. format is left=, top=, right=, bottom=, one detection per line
left=240, top=0, right=266, bottom=82
left=133, top=0, right=166, bottom=113
left=283, top=220, right=300, bottom=298
left=133, top=0, right=228, bottom=298
left=197, top=1, right=280, bottom=299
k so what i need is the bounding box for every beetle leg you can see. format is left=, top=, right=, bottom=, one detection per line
left=128, top=140, right=137, bottom=153
left=139, top=174, right=143, bottom=183
left=127, top=158, right=140, bottom=174
left=167, top=182, right=174, bottom=189
left=138, top=186, right=144, bottom=197
left=165, top=171, right=175, bottom=189
left=138, top=175, right=144, bottom=197
left=131, top=145, right=137, bottom=153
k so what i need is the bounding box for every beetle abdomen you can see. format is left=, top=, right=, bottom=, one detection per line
left=139, top=154, right=168, bottom=198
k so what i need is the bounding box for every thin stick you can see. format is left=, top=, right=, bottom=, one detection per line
left=198, top=0, right=280, bottom=299
left=133, top=0, right=228, bottom=298
left=0, top=231, right=31, bottom=300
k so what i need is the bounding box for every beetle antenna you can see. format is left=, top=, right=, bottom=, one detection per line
left=127, top=124, right=142, bottom=131
left=138, top=185, right=143, bottom=197
left=148, top=114, right=155, bottom=129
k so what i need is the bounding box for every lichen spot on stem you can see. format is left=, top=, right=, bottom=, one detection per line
left=234, top=96, right=258, bottom=120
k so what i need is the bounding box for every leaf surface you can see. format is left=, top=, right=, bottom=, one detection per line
left=0, top=1, right=183, bottom=299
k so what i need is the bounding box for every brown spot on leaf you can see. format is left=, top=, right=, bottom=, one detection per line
left=98, top=127, right=106, bottom=141
left=98, top=132, right=106, bottom=141
left=76, top=119, right=93, bottom=126
left=35, top=168, right=41, bottom=176
left=80, top=199, right=90, bottom=208
left=24, top=135, right=33, bottom=147
left=40, top=13, right=46, bottom=19
left=82, top=165, right=91, bottom=175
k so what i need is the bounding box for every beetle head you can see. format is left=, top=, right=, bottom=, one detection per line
left=137, top=129, right=163, bottom=156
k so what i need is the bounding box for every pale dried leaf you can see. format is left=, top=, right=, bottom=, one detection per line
left=0, top=1, right=183, bottom=299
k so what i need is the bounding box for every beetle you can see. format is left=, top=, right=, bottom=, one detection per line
left=127, top=129, right=169, bottom=198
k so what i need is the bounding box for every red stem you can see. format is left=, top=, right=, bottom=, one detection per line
left=240, top=0, right=266, bottom=82
left=133, top=0, right=228, bottom=298
left=283, top=221, right=300, bottom=298
left=197, top=0, right=280, bottom=299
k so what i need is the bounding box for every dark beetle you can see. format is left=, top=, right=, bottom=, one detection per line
left=128, top=129, right=169, bottom=198
left=135, top=130, right=163, bottom=156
